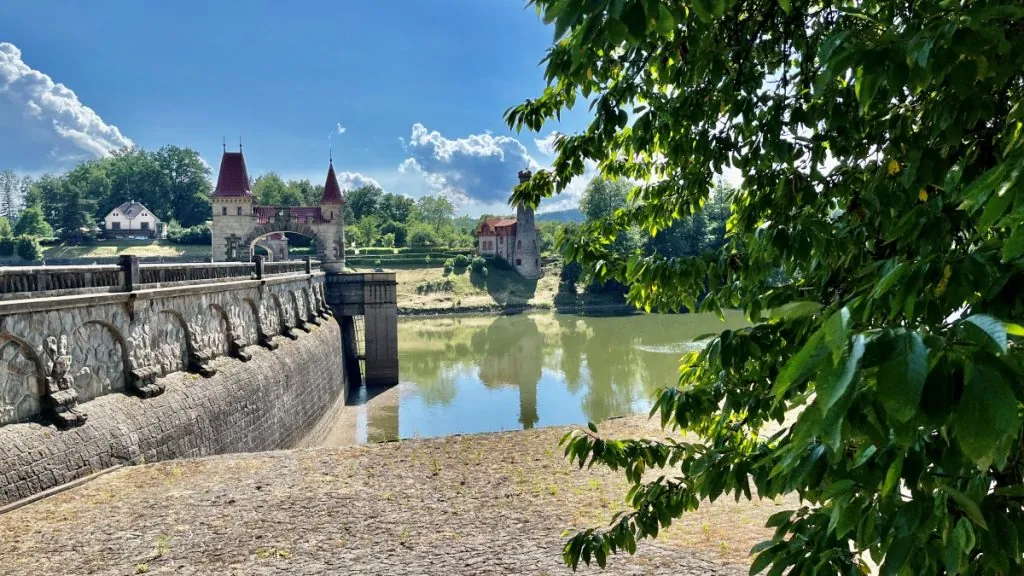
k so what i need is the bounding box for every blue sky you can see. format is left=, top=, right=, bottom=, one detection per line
left=0, top=0, right=596, bottom=214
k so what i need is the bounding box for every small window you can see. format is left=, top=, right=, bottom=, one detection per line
left=516, top=259, right=522, bottom=266
left=222, top=207, right=227, bottom=216
left=111, top=222, right=121, bottom=230
left=142, top=212, right=147, bottom=216
left=141, top=222, right=150, bottom=230
left=237, top=206, right=243, bottom=215
left=517, top=240, right=522, bottom=249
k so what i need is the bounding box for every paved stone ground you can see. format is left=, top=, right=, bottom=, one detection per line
left=0, top=416, right=789, bottom=575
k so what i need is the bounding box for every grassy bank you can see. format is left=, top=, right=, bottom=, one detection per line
left=349, top=260, right=631, bottom=315
left=43, top=240, right=210, bottom=259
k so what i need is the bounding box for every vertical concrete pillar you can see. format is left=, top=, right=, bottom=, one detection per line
left=118, top=255, right=140, bottom=292
left=363, top=273, right=399, bottom=386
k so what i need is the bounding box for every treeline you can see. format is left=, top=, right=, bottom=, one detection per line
left=0, top=146, right=213, bottom=246
left=560, top=177, right=733, bottom=295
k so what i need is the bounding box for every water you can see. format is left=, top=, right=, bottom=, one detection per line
left=332, top=311, right=747, bottom=445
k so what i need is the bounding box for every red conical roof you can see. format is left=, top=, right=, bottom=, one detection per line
left=213, top=151, right=252, bottom=197
left=321, top=160, right=344, bottom=204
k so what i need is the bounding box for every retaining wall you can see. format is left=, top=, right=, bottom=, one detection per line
left=0, top=318, right=344, bottom=505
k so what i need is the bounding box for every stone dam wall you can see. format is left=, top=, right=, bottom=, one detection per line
left=0, top=318, right=345, bottom=505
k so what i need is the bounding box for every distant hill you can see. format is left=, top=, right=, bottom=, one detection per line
left=536, top=208, right=583, bottom=223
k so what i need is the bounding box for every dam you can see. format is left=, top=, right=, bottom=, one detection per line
left=0, top=256, right=398, bottom=504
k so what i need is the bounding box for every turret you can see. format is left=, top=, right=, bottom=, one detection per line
left=319, top=159, right=346, bottom=272
left=513, top=170, right=541, bottom=279
left=211, top=148, right=255, bottom=261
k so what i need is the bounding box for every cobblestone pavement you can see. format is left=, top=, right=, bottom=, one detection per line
left=0, top=416, right=787, bottom=575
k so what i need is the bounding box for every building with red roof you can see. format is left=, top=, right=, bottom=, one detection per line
left=475, top=170, right=542, bottom=279
left=210, top=147, right=348, bottom=272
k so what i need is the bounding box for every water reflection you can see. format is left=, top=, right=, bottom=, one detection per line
left=341, top=311, right=746, bottom=444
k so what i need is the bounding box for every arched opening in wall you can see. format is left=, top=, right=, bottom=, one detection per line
left=247, top=231, right=321, bottom=263
left=72, top=320, right=128, bottom=403
left=0, top=335, right=43, bottom=425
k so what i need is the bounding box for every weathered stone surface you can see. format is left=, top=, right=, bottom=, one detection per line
left=0, top=416, right=764, bottom=576
left=0, top=273, right=324, bottom=426
left=0, top=318, right=344, bottom=505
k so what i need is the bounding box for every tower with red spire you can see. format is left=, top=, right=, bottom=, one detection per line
left=211, top=147, right=255, bottom=261
left=319, top=157, right=347, bottom=270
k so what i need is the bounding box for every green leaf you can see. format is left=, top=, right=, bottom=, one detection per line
left=773, top=329, right=828, bottom=399
left=877, top=332, right=929, bottom=422
left=824, top=307, right=850, bottom=360
left=882, top=455, right=903, bottom=498
left=777, top=0, right=791, bottom=14
left=655, top=4, right=675, bottom=35
left=978, top=187, right=1015, bottom=231
left=871, top=261, right=907, bottom=299
left=588, top=421, right=598, bottom=433
left=852, top=444, right=877, bottom=468
left=961, top=314, right=1008, bottom=353
left=855, top=66, right=882, bottom=111
left=816, top=334, right=865, bottom=413
left=954, top=364, right=1021, bottom=470
left=765, top=509, right=794, bottom=528
left=947, top=488, right=989, bottom=531
left=620, top=1, right=647, bottom=40
left=881, top=533, right=914, bottom=576
left=1002, top=227, right=1024, bottom=261
left=769, top=300, right=822, bottom=321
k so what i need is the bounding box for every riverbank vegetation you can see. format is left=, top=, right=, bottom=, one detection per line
left=509, top=1, right=1024, bottom=574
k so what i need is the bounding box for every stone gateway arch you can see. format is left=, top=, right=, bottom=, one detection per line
left=210, top=148, right=347, bottom=272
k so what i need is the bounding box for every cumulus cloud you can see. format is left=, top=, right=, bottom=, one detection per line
left=534, top=132, right=561, bottom=157
left=0, top=42, right=132, bottom=171
left=336, top=170, right=379, bottom=190
left=399, top=123, right=540, bottom=205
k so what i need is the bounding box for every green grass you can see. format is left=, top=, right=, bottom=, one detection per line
left=43, top=240, right=210, bottom=259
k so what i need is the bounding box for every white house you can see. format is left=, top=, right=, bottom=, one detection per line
left=103, top=201, right=166, bottom=239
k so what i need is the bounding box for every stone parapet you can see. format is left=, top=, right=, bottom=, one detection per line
left=0, top=318, right=345, bottom=505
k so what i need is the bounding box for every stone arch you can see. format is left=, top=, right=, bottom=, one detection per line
left=242, top=222, right=328, bottom=263
left=206, top=303, right=233, bottom=357
left=0, top=333, right=45, bottom=425
left=157, top=310, right=192, bottom=374
left=271, top=292, right=298, bottom=339
left=72, top=320, right=128, bottom=402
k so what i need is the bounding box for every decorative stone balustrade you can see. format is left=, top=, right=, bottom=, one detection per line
left=0, top=257, right=322, bottom=301
left=0, top=256, right=332, bottom=428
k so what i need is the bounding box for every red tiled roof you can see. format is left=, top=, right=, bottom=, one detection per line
left=321, top=161, right=344, bottom=204
left=477, top=217, right=517, bottom=233
left=255, top=206, right=326, bottom=224
left=213, top=152, right=252, bottom=197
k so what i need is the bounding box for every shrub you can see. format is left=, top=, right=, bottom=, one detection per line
left=470, top=256, right=486, bottom=273
left=0, top=237, right=14, bottom=257
left=444, top=258, right=455, bottom=268
left=15, top=235, right=41, bottom=261
left=454, top=254, right=470, bottom=268
left=481, top=267, right=488, bottom=278
left=168, top=223, right=211, bottom=245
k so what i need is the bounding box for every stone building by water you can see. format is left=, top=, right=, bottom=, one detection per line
left=475, top=170, right=541, bottom=279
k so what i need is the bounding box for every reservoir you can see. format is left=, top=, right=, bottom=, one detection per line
left=319, top=311, right=747, bottom=445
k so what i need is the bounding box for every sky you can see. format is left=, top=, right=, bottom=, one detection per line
left=0, top=0, right=598, bottom=215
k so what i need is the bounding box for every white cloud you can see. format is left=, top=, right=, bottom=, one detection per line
left=534, top=132, right=561, bottom=157
left=336, top=123, right=346, bottom=135
left=0, top=42, right=132, bottom=171
left=336, top=170, right=379, bottom=190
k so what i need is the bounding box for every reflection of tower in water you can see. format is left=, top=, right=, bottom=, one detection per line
left=477, top=315, right=543, bottom=429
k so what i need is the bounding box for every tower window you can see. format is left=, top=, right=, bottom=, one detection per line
left=221, top=207, right=227, bottom=216
left=516, top=259, right=522, bottom=266
left=517, top=240, right=522, bottom=249
left=237, top=206, right=243, bottom=215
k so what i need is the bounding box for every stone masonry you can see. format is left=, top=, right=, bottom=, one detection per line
left=0, top=317, right=344, bottom=505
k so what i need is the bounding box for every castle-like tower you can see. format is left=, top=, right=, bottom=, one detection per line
left=513, top=170, right=541, bottom=279
left=210, top=147, right=347, bottom=272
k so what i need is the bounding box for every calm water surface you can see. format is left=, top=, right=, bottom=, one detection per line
left=345, top=312, right=747, bottom=443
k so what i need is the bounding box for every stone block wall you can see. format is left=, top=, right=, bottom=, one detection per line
left=0, top=319, right=344, bottom=505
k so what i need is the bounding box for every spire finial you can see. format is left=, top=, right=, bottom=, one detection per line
left=329, top=147, right=333, bottom=164
left=239, top=136, right=242, bottom=152
left=222, top=136, right=226, bottom=153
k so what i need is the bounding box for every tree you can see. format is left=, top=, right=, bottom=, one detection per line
left=415, top=195, right=456, bottom=232
left=347, top=185, right=384, bottom=221
left=0, top=217, right=12, bottom=239
left=506, top=1, right=1024, bottom=574
left=353, top=215, right=380, bottom=247
left=13, top=205, right=52, bottom=237
left=0, top=170, right=20, bottom=221
left=579, top=177, right=630, bottom=221
left=253, top=173, right=299, bottom=206
left=154, top=145, right=212, bottom=226
left=14, top=235, right=41, bottom=261
left=379, top=192, right=416, bottom=223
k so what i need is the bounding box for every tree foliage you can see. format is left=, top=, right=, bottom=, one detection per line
left=507, top=0, right=1024, bottom=574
